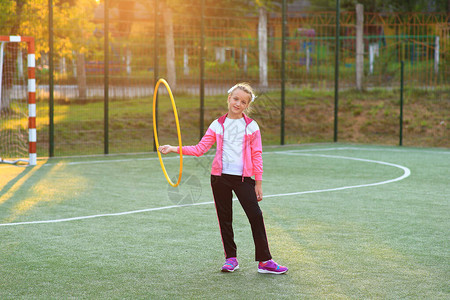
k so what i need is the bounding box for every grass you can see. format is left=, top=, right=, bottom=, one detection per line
left=0, top=144, right=449, bottom=299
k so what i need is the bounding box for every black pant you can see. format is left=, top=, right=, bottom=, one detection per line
left=210, top=174, right=272, bottom=262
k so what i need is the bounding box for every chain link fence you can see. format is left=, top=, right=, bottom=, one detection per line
left=1, top=0, right=448, bottom=158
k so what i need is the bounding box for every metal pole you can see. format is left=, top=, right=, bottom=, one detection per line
left=48, top=0, right=54, bottom=157
left=200, top=0, right=205, bottom=140
left=153, top=0, right=159, bottom=152
left=399, top=61, right=404, bottom=146
left=280, top=0, right=286, bottom=145
left=104, top=0, right=109, bottom=154
left=333, top=0, right=340, bottom=142
left=48, top=0, right=55, bottom=157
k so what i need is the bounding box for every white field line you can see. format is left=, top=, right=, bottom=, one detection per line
left=41, top=154, right=207, bottom=166
left=266, top=152, right=411, bottom=198
left=0, top=152, right=410, bottom=227
left=331, top=146, right=450, bottom=155
left=38, top=146, right=449, bottom=167
left=0, top=201, right=215, bottom=226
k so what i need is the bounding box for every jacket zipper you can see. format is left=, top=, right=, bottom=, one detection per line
left=219, top=114, right=251, bottom=182
left=241, top=120, right=250, bottom=182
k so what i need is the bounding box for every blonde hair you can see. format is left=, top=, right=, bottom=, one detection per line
left=227, top=82, right=256, bottom=115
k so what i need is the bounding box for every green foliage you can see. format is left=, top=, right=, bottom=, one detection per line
left=0, top=0, right=98, bottom=60
left=0, top=1, right=16, bottom=32
left=205, top=60, right=240, bottom=74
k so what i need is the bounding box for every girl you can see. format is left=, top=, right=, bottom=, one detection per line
left=158, top=83, right=288, bottom=274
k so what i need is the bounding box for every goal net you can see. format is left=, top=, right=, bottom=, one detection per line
left=0, top=36, right=36, bottom=165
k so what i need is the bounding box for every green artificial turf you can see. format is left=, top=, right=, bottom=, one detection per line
left=0, top=144, right=449, bottom=299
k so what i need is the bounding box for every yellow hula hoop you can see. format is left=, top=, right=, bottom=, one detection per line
left=153, top=78, right=183, bottom=187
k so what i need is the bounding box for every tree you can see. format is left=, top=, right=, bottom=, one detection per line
left=255, top=0, right=296, bottom=88
left=258, top=4, right=269, bottom=88
left=161, top=0, right=176, bottom=89
left=0, top=0, right=98, bottom=106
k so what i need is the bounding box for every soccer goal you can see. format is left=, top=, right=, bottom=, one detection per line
left=0, top=36, right=36, bottom=165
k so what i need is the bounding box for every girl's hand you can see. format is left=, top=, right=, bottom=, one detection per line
left=158, top=145, right=176, bottom=155
left=255, top=180, right=263, bottom=201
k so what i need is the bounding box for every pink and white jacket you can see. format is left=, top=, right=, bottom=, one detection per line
left=177, top=113, right=263, bottom=181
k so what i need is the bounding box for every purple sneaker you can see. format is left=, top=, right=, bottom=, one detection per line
left=258, top=259, right=288, bottom=274
left=221, top=257, right=239, bottom=272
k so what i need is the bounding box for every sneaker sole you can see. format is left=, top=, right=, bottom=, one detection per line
left=258, top=268, right=287, bottom=274
left=221, top=265, right=239, bottom=272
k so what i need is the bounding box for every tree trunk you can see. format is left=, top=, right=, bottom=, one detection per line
left=0, top=42, right=6, bottom=112
left=163, top=3, right=176, bottom=89
left=356, top=4, right=364, bottom=91
left=258, top=6, right=268, bottom=88
left=76, top=52, right=87, bottom=100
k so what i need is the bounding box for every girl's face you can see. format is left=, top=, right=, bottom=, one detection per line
left=227, top=88, right=251, bottom=117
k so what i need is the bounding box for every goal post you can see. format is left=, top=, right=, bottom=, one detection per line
left=0, top=36, right=36, bottom=166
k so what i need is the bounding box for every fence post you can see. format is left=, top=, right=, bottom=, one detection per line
left=334, top=0, right=340, bottom=142
left=153, top=0, right=159, bottom=152
left=356, top=3, right=364, bottom=91
left=104, top=0, right=109, bottom=154
left=48, top=0, right=54, bottom=157
left=199, top=0, right=205, bottom=141
left=280, top=0, right=286, bottom=145
left=399, top=61, right=404, bottom=146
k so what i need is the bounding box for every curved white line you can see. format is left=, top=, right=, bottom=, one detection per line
left=265, top=153, right=411, bottom=198
left=0, top=153, right=410, bottom=227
